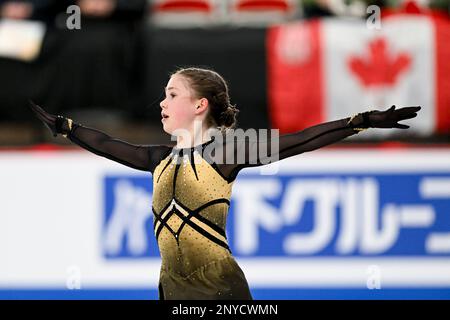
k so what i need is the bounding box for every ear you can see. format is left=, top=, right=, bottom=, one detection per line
left=195, top=97, right=209, bottom=114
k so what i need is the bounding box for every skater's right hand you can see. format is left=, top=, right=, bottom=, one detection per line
left=29, top=100, right=73, bottom=137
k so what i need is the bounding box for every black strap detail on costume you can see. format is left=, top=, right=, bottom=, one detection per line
left=153, top=206, right=177, bottom=240
left=149, top=147, right=173, bottom=175
left=175, top=198, right=229, bottom=239
left=172, top=208, right=231, bottom=252
left=172, top=162, right=181, bottom=198
left=189, top=148, right=199, bottom=181
left=201, top=147, right=236, bottom=184
left=192, top=198, right=231, bottom=216
left=156, top=155, right=173, bottom=183
left=152, top=197, right=231, bottom=252
left=153, top=200, right=173, bottom=230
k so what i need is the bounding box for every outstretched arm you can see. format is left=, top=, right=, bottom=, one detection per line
left=221, top=105, right=421, bottom=181
left=67, top=124, right=166, bottom=172
left=269, top=116, right=356, bottom=160
left=29, top=101, right=170, bottom=173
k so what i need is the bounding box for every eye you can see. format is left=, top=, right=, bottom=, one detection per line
left=170, top=93, right=176, bottom=98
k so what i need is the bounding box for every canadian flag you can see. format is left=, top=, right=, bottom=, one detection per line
left=267, top=15, right=450, bottom=137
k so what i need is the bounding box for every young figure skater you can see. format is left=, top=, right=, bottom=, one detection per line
left=29, top=67, right=420, bottom=300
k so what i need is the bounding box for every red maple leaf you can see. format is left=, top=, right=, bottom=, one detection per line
left=348, top=38, right=411, bottom=87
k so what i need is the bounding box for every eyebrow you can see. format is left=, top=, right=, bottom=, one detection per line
left=165, top=86, right=178, bottom=91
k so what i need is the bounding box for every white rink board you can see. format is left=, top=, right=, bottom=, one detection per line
left=1, top=149, right=450, bottom=289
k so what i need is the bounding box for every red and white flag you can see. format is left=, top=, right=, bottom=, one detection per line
left=267, top=15, right=450, bottom=137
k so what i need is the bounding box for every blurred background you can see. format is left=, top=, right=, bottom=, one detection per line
left=1, top=0, right=450, bottom=299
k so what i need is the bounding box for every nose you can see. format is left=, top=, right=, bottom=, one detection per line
left=160, top=99, right=166, bottom=109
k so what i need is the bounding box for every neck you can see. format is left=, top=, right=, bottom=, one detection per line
left=175, top=125, right=217, bottom=149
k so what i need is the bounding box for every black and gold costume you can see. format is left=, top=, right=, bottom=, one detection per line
left=64, top=116, right=364, bottom=300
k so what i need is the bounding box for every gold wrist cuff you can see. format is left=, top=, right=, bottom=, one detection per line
left=347, top=114, right=357, bottom=125
left=62, top=118, right=73, bottom=138
left=347, top=113, right=368, bottom=133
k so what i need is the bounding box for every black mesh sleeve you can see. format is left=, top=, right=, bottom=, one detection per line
left=67, top=124, right=172, bottom=173
left=216, top=116, right=357, bottom=181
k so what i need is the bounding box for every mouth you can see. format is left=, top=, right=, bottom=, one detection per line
left=161, top=112, right=169, bottom=120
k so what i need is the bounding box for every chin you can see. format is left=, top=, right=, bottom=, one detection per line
left=162, top=126, right=172, bottom=135
left=163, top=123, right=178, bottom=136
left=164, top=123, right=187, bottom=136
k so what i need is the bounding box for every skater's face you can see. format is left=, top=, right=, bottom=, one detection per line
left=160, top=74, right=209, bottom=135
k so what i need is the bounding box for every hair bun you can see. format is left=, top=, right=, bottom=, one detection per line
left=220, top=104, right=239, bottom=128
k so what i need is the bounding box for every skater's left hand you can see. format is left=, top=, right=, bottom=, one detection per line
left=366, top=105, right=421, bottom=129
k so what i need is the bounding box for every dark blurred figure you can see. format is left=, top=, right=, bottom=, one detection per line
left=303, top=0, right=335, bottom=18
left=0, top=0, right=148, bottom=142
left=362, top=0, right=388, bottom=8
left=75, top=0, right=146, bottom=21
left=77, top=0, right=117, bottom=18
left=0, top=0, right=63, bottom=24
left=29, top=0, right=148, bottom=125
left=430, top=0, right=450, bottom=13
left=0, top=0, right=66, bottom=126
left=304, top=0, right=381, bottom=18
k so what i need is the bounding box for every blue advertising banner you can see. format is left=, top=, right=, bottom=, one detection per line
left=2, top=150, right=450, bottom=299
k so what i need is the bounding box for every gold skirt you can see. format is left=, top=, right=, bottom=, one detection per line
left=158, top=256, right=253, bottom=300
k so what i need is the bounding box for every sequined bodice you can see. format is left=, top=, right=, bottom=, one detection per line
left=152, top=143, right=234, bottom=277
